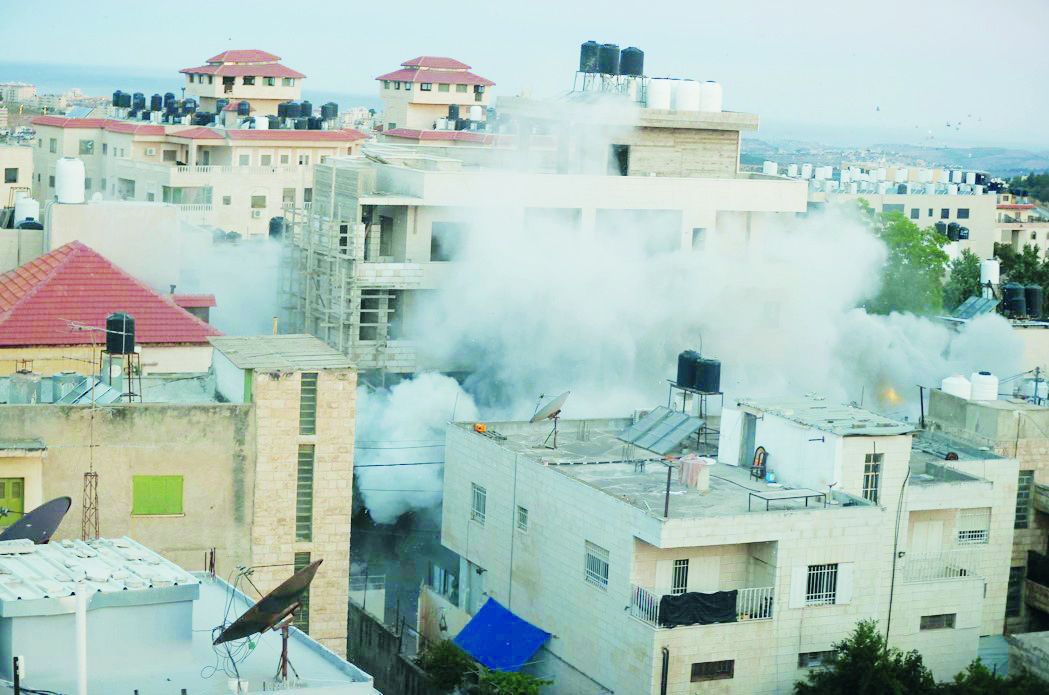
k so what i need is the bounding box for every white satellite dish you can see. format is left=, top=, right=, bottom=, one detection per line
left=530, top=391, right=570, bottom=449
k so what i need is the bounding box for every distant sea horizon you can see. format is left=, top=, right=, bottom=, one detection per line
left=0, top=61, right=383, bottom=112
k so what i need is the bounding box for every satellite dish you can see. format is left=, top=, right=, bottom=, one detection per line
left=0, top=497, right=72, bottom=544
left=214, top=559, right=322, bottom=645
left=529, top=391, right=570, bottom=423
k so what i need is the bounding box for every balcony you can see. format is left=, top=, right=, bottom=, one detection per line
left=175, top=203, right=214, bottom=225
left=901, top=548, right=981, bottom=583
left=629, top=584, right=774, bottom=628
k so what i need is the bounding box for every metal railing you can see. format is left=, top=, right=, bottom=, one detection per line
left=901, top=549, right=980, bottom=583
left=629, top=584, right=774, bottom=627
left=174, top=164, right=301, bottom=175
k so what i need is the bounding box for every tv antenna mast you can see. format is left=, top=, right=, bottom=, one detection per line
left=531, top=391, right=570, bottom=449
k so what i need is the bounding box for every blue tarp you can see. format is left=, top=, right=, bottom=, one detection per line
left=453, top=597, right=551, bottom=672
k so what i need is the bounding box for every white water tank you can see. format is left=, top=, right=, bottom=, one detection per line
left=848, top=182, right=859, bottom=194
left=675, top=80, right=701, bottom=111
left=980, top=258, right=1000, bottom=287
left=698, top=80, right=722, bottom=112
left=840, top=170, right=851, bottom=184
left=55, top=157, right=86, bottom=204
left=254, top=116, right=268, bottom=130
left=947, top=183, right=959, bottom=195
left=941, top=374, right=972, bottom=400
left=894, top=168, right=908, bottom=183
left=800, top=163, right=812, bottom=179
left=965, top=171, right=977, bottom=185
left=970, top=371, right=999, bottom=401
left=647, top=78, right=673, bottom=109
left=1022, top=378, right=1049, bottom=401
left=14, top=196, right=40, bottom=224
left=787, top=163, right=799, bottom=177
left=875, top=167, right=886, bottom=181
left=762, top=160, right=778, bottom=176
left=469, top=105, right=483, bottom=121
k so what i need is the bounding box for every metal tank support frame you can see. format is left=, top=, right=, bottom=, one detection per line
left=667, top=379, right=723, bottom=455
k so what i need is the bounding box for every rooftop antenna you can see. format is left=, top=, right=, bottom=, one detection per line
left=531, top=391, right=570, bottom=449
left=214, top=559, right=323, bottom=685
left=0, top=497, right=72, bottom=544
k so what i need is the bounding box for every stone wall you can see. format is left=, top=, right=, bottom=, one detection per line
left=347, top=599, right=440, bottom=695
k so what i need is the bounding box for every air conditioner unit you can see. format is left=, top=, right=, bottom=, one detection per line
left=145, top=147, right=156, bottom=156
left=251, top=210, right=262, bottom=219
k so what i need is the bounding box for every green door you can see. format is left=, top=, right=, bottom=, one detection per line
left=0, top=478, right=25, bottom=528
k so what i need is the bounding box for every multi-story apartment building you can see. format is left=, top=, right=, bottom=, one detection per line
left=424, top=395, right=1016, bottom=694
left=180, top=49, right=306, bottom=116
left=0, top=334, right=356, bottom=655
left=0, top=143, right=32, bottom=207
left=376, top=56, right=494, bottom=132
left=0, top=81, right=36, bottom=103
left=283, top=103, right=807, bottom=375
left=29, top=115, right=367, bottom=236
left=924, top=388, right=1049, bottom=633
left=996, top=191, right=1049, bottom=255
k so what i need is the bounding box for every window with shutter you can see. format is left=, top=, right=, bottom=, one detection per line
left=957, top=508, right=991, bottom=544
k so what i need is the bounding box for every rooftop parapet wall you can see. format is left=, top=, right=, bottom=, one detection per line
left=926, top=389, right=1049, bottom=449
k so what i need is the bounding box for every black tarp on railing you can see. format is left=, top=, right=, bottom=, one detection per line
left=657, top=590, right=738, bottom=628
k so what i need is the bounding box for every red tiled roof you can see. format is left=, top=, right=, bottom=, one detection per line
left=382, top=128, right=501, bottom=144
left=375, top=68, right=494, bottom=86
left=207, top=49, right=281, bottom=63
left=0, top=242, right=221, bottom=347
left=167, top=127, right=225, bottom=140
left=226, top=129, right=368, bottom=142
left=30, top=116, right=165, bottom=135
left=180, top=63, right=306, bottom=79
left=401, top=56, right=471, bottom=70
left=103, top=121, right=166, bottom=135
left=172, top=294, right=217, bottom=308
left=998, top=203, right=1035, bottom=210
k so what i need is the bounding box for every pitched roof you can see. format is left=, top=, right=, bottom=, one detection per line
left=207, top=49, right=281, bottom=63
left=30, top=116, right=165, bottom=135
left=375, top=68, right=494, bottom=86
left=172, top=294, right=216, bottom=308
left=401, top=56, right=472, bottom=70
left=167, top=126, right=226, bottom=140
left=210, top=335, right=355, bottom=370
left=382, top=128, right=502, bottom=144
left=165, top=127, right=367, bottom=142
left=179, top=63, right=305, bottom=79
left=0, top=242, right=221, bottom=347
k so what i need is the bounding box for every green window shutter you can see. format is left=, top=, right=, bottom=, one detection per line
left=133, top=475, right=184, bottom=515
left=296, top=445, right=315, bottom=541
left=299, top=373, right=318, bottom=435
left=293, top=552, right=311, bottom=632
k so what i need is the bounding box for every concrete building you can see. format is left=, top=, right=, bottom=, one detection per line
left=181, top=49, right=306, bottom=116
left=376, top=56, right=494, bottom=132
left=0, top=536, right=377, bottom=693
left=424, top=396, right=1016, bottom=694
left=996, top=192, right=1049, bottom=256
left=924, top=388, right=1049, bottom=633
left=0, top=143, right=32, bottom=208
left=29, top=116, right=367, bottom=236
left=282, top=104, right=806, bottom=375
left=0, top=334, right=356, bottom=654
left=0, top=81, right=36, bottom=104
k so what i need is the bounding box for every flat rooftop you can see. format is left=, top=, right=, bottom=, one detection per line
left=0, top=372, right=220, bottom=405
left=210, top=334, right=356, bottom=370
left=458, top=418, right=870, bottom=519
left=738, top=396, right=916, bottom=436
left=909, top=432, right=997, bottom=485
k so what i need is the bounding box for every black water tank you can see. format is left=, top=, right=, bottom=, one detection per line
left=934, top=221, right=947, bottom=236
left=150, top=93, right=163, bottom=111
left=112, top=90, right=123, bottom=105
left=294, top=117, right=308, bottom=130
left=183, top=98, right=197, bottom=113
left=598, top=43, right=620, bottom=74
left=285, top=101, right=302, bottom=119
left=141, top=111, right=151, bottom=121
left=277, top=102, right=289, bottom=119
left=448, top=104, right=460, bottom=120
left=694, top=358, right=722, bottom=393
left=267, top=115, right=280, bottom=129
left=1003, top=282, right=1027, bottom=317
left=215, top=98, right=229, bottom=113
left=958, top=226, right=969, bottom=240
left=620, top=47, right=644, bottom=77
left=579, top=40, right=601, bottom=73
left=269, top=217, right=286, bottom=239
left=300, top=100, right=313, bottom=118
left=132, top=92, right=145, bottom=110
left=15, top=219, right=43, bottom=230
left=235, top=101, right=249, bottom=117
left=321, top=102, right=339, bottom=120
left=106, top=313, right=135, bottom=354
left=1026, top=285, right=1043, bottom=319
left=947, top=222, right=960, bottom=241
left=192, top=112, right=211, bottom=125
left=307, top=116, right=322, bottom=130
left=163, top=92, right=175, bottom=106
left=677, top=350, right=700, bottom=388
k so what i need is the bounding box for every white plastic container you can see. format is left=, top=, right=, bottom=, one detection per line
left=55, top=157, right=86, bottom=204
left=646, top=78, right=673, bottom=110
left=762, top=161, right=778, bottom=176
left=469, top=105, right=483, bottom=121
left=941, top=375, right=972, bottom=400
left=787, top=163, right=799, bottom=177
left=970, top=371, right=999, bottom=401
left=675, top=80, right=701, bottom=110
left=980, top=259, right=1000, bottom=287
left=698, top=80, right=722, bottom=112
left=14, top=195, right=40, bottom=224
left=800, top=163, right=813, bottom=179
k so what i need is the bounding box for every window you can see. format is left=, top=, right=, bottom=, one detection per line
left=584, top=541, right=609, bottom=589
left=940, top=208, right=950, bottom=219
left=78, top=139, right=94, bottom=155
left=403, top=82, right=412, bottom=91
left=102, top=143, right=107, bottom=155
left=957, top=507, right=991, bottom=544
left=222, top=195, right=231, bottom=206
left=672, top=559, right=689, bottom=595
left=101, top=177, right=106, bottom=190
left=456, top=84, right=468, bottom=93
left=298, top=154, right=310, bottom=166
left=958, top=208, right=970, bottom=219
left=280, top=153, right=290, bottom=164
left=883, top=203, right=904, bottom=214
left=283, top=77, right=295, bottom=86
left=1016, top=470, right=1034, bottom=529
left=282, top=187, right=296, bottom=206
left=806, top=563, right=838, bottom=605
left=920, top=613, right=956, bottom=630
left=928, top=208, right=933, bottom=217
left=238, top=154, right=250, bottom=166
left=471, top=483, right=486, bottom=524
left=243, top=76, right=255, bottom=86
left=37, top=138, right=42, bottom=148
left=48, top=175, right=55, bottom=188
left=132, top=475, right=184, bottom=515
left=420, top=83, right=433, bottom=91
left=438, top=83, right=450, bottom=92
left=691, top=660, right=734, bottom=682
left=862, top=454, right=882, bottom=504
left=84, top=178, right=91, bottom=190
left=609, top=144, right=629, bottom=176
left=207, top=75, right=214, bottom=84
left=1007, top=567, right=1024, bottom=617
left=387, top=122, right=396, bottom=130
left=910, top=208, right=919, bottom=220
left=49, top=138, right=57, bottom=153
left=296, top=445, right=315, bottom=541
left=251, top=195, right=266, bottom=209
left=264, top=76, right=276, bottom=86
left=798, top=651, right=835, bottom=669
left=383, top=80, right=390, bottom=89
left=303, top=188, right=312, bottom=203
left=293, top=552, right=311, bottom=631
left=3, top=168, right=16, bottom=184
left=146, top=192, right=154, bottom=202
left=261, top=154, right=272, bottom=166
left=394, top=81, right=401, bottom=90
left=516, top=505, right=528, bottom=532
left=359, top=288, right=383, bottom=340
left=299, top=373, right=317, bottom=435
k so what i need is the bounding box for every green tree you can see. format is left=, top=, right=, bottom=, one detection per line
left=861, top=204, right=950, bottom=315
left=940, top=659, right=1049, bottom=694
left=944, top=249, right=983, bottom=310
left=794, top=619, right=935, bottom=695
left=474, top=668, right=552, bottom=695
left=416, top=640, right=475, bottom=693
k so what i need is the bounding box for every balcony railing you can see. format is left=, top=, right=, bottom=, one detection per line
left=174, top=203, right=214, bottom=224
left=901, top=548, right=981, bottom=583
left=629, top=584, right=774, bottom=628
left=175, top=164, right=301, bottom=175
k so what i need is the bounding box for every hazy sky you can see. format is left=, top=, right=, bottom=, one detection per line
left=6, top=0, right=1048, bottom=147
